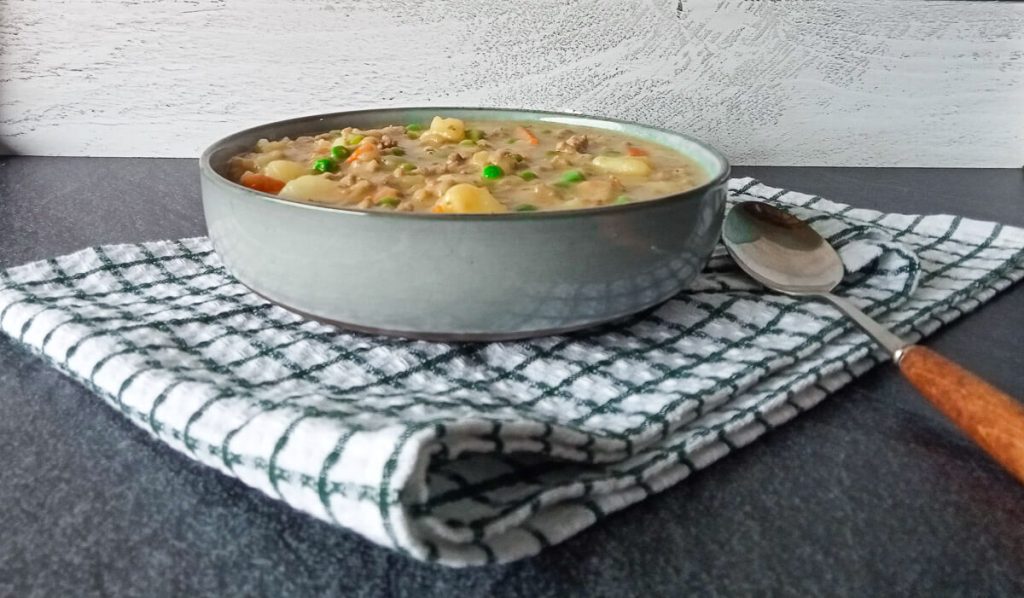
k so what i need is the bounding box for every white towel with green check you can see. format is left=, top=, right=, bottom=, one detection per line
left=2, top=179, right=1022, bottom=566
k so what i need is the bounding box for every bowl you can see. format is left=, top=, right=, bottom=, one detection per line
left=200, top=107, right=730, bottom=341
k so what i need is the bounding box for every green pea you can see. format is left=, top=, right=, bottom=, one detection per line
left=515, top=204, right=538, bottom=212
left=481, top=164, right=504, bottom=180
left=407, top=131, right=421, bottom=140
left=377, top=197, right=400, bottom=208
left=313, top=157, right=337, bottom=173
left=614, top=195, right=631, bottom=204
left=331, top=145, right=350, bottom=160
left=389, top=147, right=405, bottom=156
left=560, top=170, right=585, bottom=184
left=405, top=123, right=424, bottom=132
left=518, top=170, right=537, bottom=181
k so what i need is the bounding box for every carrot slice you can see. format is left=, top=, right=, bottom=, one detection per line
left=627, top=146, right=648, bottom=157
left=240, top=171, right=285, bottom=194
left=515, top=126, right=539, bottom=145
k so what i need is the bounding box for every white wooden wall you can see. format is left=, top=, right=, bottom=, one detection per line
left=1, top=0, right=1022, bottom=166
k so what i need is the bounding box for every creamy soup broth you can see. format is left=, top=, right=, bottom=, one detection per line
left=228, top=116, right=706, bottom=213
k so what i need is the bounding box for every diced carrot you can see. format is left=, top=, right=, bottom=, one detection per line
left=240, top=171, right=285, bottom=193
left=515, top=126, right=539, bottom=145
left=346, top=142, right=372, bottom=163
left=627, top=145, right=648, bottom=157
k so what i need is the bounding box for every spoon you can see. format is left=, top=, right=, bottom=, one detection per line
left=723, top=201, right=1024, bottom=483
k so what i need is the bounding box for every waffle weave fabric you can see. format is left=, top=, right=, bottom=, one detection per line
left=2, top=178, right=1022, bottom=566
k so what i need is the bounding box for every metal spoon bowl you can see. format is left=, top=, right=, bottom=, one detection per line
left=723, top=201, right=1024, bottom=483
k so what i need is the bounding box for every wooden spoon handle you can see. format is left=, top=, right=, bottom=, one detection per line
left=899, top=345, right=1024, bottom=483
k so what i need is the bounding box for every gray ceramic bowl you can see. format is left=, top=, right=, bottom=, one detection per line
left=200, top=108, right=730, bottom=340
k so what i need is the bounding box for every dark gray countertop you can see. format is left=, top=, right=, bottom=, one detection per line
left=1, top=158, right=1023, bottom=597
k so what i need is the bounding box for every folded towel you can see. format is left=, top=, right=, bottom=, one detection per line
left=2, top=178, right=1021, bottom=566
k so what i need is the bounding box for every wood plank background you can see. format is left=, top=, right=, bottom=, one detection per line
left=1, top=0, right=1022, bottom=166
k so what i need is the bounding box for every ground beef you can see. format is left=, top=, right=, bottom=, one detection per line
left=549, top=154, right=571, bottom=168
left=346, top=179, right=374, bottom=199
left=651, top=167, right=691, bottom=182
left=556, top=134, right=588, bottom=153
left=417, top=165, right=446, bottom=176
left=572, top=177, right=623, bottom=204
left=349, top=159, right=381, bottom=175
left=488, top=150, right=517, bottom=172
left=324, top=173, right=354, bottom=183
left=445, top=152, right=467, bottom=172
left=354, top=125, right=405, bottom=138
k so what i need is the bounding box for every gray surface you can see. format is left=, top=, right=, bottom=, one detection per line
left=1, top=158, right=1023, bottom=597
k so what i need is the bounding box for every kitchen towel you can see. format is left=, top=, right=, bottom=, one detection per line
left=2, top=178, right=1022, bottom=566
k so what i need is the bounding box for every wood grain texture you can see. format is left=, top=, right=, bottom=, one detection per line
left=899, top=345, right=1024, bottom=484
left=1, top=0, right=1022, bottom=165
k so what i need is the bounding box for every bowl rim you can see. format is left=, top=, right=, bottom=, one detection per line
left=199, top=106, right=731, bottom=221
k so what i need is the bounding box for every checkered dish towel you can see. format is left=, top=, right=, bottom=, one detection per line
left=2, top=179, right=1022, bottom=566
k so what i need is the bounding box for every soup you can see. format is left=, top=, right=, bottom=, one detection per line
left=228, top=116, right=706, bottom=213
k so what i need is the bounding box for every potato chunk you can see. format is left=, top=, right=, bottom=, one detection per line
left=572, top=178, right=624, bottom=204
left=420, top=116, right=466, bottom=146
left=256, top=138, right=290, bottom=152
left=279, top=174, right=343, bottom=202
left=470, top=149, right=516, bottom=172
left=432, top=184, right=507, bottom=213
left=262, top=159, right=309, bottom=182
left=470, top=150, right=491, bottom=168
left=591, top=155, right=652, bottom=176
left=252, top=149, right=284, bottom=168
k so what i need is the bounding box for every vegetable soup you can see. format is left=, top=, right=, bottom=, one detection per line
left=228, top=116, right=706, bottom=213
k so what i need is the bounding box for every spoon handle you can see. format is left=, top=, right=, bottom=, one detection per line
left=819, top=293, right=1024, bottom=482
left=820, top=293, right=906, bottom=355
left=898, top=345, right=1024, bottom=484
